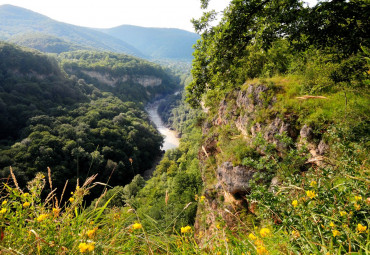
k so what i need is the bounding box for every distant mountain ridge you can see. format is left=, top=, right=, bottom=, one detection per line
left=98, top=25, right=200, bottom=60
left=0, top=4, right=145, bottom=57
left=0, top=4, right=199, bottom=60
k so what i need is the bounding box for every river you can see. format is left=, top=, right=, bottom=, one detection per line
left=146, top=102, right=180, bottom=151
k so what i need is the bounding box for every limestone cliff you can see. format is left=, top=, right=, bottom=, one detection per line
left=195, top=82, right=330, bottom=241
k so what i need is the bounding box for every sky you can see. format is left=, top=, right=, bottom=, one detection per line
left=0, top=0, right=231, bottom=32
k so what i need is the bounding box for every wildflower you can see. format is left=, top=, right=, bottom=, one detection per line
left=339, top=211, right=347, bottom=217
left=292, top=230, right=300, bottom=238
left=200, top=195, right=206, bottom=202
left=181, top=225, right=192, bottom=233
left=87, top=227, right=98, bottom=239
left=23, top=202, right=30, bottom=208
left=216, top=224, right=221, bottom=229
left=87, top=243, right=95, bottom=252
left=194, top=194, right=198, bottom=201
left=357, top=224, right=367, bottom=233
left=254, top=239, right=264, bottom=247
left=52, top=208, right=60, bottom=217
left=292, top=200, right=298, bottom=208
left=132, top=223, right=142, bottom=230
left=248, top=233, right=257, bottom=240
left=0, top=208, right=6, bottom=214
left=69, top=197, right=75, bottom=203
left=332, top=230, right=340, bottom=237
left=256, top=245, right=268, bottom=254
left=306, top=190, right=316, bottom=199
left=354, top=203, right=361, bottom=211
left=2, top=200, right=7, bottom=205
left=22, top=193, right=29, bottom=197
left=260, top=228, right=271, bottom=237
left=71, top=192, right=74, bottom=195
left=79, top=243, right=88, bottom=253
left=310, top=180, right=317, bottom=187
left=342, top=224, right=348, bottom=228
left=329, top=222, right=335, bottom=228
left=36, top=214, right=48, bottom=222
left=354, top=195, right=362, bottom=201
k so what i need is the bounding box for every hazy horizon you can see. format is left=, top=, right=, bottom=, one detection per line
left=0, top=0, right=231, bottom=32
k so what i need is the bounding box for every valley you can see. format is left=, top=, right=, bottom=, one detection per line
left=0, top=1, right=369, bottom=254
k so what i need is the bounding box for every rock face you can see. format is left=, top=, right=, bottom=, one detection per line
left=195, top=83, right=331, bottom=243
left=217, top=162, right=255, bottom=195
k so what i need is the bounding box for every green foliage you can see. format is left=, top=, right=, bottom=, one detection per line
left=59, top=50, right=180, bottom=102
left=187, top=0, right=370, bottom=107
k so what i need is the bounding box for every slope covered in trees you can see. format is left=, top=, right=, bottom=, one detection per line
left=0, top=0, right=369, bottom=254
left=59, top=50, right=180, bottom=102
left=0, top=42, right=173, bottom=201
left=0, top=4, right=144, bottom=57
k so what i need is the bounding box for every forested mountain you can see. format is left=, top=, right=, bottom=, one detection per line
left=59, top=50, right=180, bottom=102
left=0, top=5, right=144, bottom=57
left=0, top=5, right=199, bottom=60
left=1, top=0, right=369, bottom=254
left=8, top=32, right=92, bottom=53
left=99, top=25, right=200, bottom=60
left=0, top=42, right=173, bottom=202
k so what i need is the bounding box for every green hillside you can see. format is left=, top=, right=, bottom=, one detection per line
left=0, top=0, right=369, bottom=254
left=99, top=25, right=200, bottom=60
left=0, top=4, right=145, bottom=57
left=59, top=50, right=180, bottom=102
left=8, top=32, right=92, bottom=53
left=0, top=42, right=171, bottom=205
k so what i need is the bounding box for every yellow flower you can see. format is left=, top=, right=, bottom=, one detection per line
left=23, top=202, right=30, bottom=208
left=310, top=180, right=317, bottom=187
left=0, top=208, right=6, bottom=214
left=181, top=225, right=192, bottom=233
left=87, top=227, right=98, bottom=239
left=355, top=195, right=362, bottom=201
left=69, top=197, right=75, bottom=203
left=216, top=224, right=221, bottom=229
left=22, top=193, right=29, bottom=197
left=306, top=190, right=316, bottom=199
left=52, top=208, right=60, bottom=217
left=2, top=200, right=7, bottom=205
left=200, top=195, right=206, bottom=202
left=132, top=223, right=142, bottom=230
left=87, top=243, right=95, bottom=252
left=256, top=245, right=268, bottom=254
left=332, top=230, right=340, bottom=237
left=292, top=230, right=300, bottom=238
left=194, top=194, right=198, bottom=201
left=354, top=203, right=361, bottom=211
left=36, top=214, right=48, bottom=222
left=79, top=243, right=88, bottom=253
left=357, top=224, right=367, bottom=233
left=339, top=211, right=347, bottom=217
left=292, top=200, right=298, bottom=208
left=260, top=228, right=271, bottom=237
left=329, top=222, right=335, bottom=228
left=248, top=233, right=257, bottom=240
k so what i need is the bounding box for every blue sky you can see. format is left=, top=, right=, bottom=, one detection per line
left=0, top=0, right=231, bottom=32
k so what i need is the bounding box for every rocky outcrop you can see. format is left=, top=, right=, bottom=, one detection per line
left=216, top=162, right=255, bottom=195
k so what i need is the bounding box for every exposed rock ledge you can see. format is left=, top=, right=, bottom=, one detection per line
left=81, top=70, right=163, bottom=87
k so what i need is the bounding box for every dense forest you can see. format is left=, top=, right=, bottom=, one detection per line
left=0, top=0, right=369, bottom=254
left=0, top=42, right=177, bottom=201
